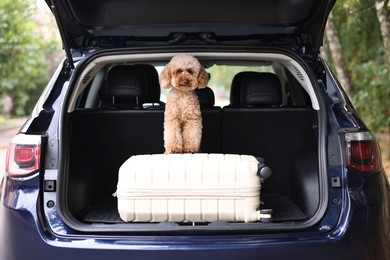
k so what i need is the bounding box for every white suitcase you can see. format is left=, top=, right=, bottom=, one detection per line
left=116, top=153, right=262, bottom=223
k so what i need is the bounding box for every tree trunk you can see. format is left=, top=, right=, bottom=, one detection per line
left=325, top=16, right=353, bottom=98
left=388, top=123, right=390, bottom=160
left=375, top=0, right=390, bottom=66
left=374, top=0, right=390, bottom=159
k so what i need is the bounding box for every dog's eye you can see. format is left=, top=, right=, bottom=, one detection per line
left=175, top=69, right=183, bottom=75
left=187, top=69, right=193, bottom=74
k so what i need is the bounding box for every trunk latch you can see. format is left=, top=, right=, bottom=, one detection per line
left=44, top=180, right=56, bottom=192
left=330, top=177, right=341, bottom=188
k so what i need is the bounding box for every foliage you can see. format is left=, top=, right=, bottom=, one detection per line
left=328, top=0, right=390, bottom=133
left=207, top=66, right=272, bottom=93
left=332, top=0, right=383, bottom=64
left=351, top=61, right=390, bottom=132
left=0, top=0, right=57, bottom=115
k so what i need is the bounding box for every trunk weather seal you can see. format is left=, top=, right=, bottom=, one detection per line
left=57, top=47, right=329, bottom=234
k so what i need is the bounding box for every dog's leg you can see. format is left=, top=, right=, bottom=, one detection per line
left=182, top=119, right=202, bottom=153
left=164, top=120, right=183, bottom=153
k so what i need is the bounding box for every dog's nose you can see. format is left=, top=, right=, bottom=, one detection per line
left=182, top=79, right=189, bottom=85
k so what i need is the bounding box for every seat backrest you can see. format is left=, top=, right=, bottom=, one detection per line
left=101, top=64, right=161, bottom=109
left=222, top=72, right=315, bottom=195
left=68, top=109, right=165, bottom=195
left=195, top=87, right=222, bottom=153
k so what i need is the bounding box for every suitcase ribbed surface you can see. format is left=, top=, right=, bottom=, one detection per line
left=117, top=153, right=261, bottom=223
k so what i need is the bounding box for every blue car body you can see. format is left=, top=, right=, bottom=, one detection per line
left=1, top=148, right=389, bottom=259
left=1, top=0, right=389, bottom=259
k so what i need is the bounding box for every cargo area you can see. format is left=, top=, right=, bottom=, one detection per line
left=64, top=100, right=319, bottom=226
left=61, top=54, right=322, bottom=228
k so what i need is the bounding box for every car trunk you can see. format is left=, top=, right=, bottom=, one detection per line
left=65, top=109, right=318, bottom=224
left=60, top=51, right=323, bottom=230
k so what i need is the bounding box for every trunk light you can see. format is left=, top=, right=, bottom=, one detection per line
left=345, top=132, right=381, bottom=173
left=6, top=135, right=41, bottom=177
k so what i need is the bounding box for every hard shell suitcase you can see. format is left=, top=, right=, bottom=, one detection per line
left=116, top=153, right=265, bottom=223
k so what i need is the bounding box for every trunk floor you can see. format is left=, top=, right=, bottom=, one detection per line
left=83, top=193, right=307, bottom=223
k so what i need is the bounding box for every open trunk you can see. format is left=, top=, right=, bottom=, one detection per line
left=61, top=51, right=323, bottom=231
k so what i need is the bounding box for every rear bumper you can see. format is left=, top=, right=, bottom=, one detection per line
left=1, top=173, right=389, bottom=260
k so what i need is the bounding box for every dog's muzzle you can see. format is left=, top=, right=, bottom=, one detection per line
left=181, top=79, right=189, bottom=85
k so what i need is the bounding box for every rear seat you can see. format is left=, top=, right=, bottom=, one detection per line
left=222, top=72, right=316, bottom=194
left=69, top=66, right=223, bottom=191
left=70, top=67, right=316, bottom=195
left=196, top=87, right=222, bottom=153
left=69, top=65, right=165, bottom=192
left=72, top=64, right=165, bottom=155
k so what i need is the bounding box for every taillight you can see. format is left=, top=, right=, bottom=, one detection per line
left=6, top=135, right=41, bottom=177
left=345, top=131, right=381, bottom=173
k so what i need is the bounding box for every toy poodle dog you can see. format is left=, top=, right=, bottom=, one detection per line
left=159, top=54, right=209, bottom=154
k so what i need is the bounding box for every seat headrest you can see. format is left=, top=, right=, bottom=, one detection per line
left=230, top=72, right=265, bottom=106
left=133, top=64, right=161, bottom=104
left=195, top=87, right=215, bottom=108
left=107, top=66, right=142, bottom=102
left=105, top=64, right=160, bottom=105
left=230, top=72, right=247, bottom=106
left=240, top=72, right=282, bottom=106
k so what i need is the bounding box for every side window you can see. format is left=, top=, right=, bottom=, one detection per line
left=206, top=65, right=274, bottom=107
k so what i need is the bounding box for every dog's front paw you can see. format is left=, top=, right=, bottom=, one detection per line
left=165, top=147, right=183, bottom=154
left=182, top=140, right=200, bottom=154
left=183, top=148, right=199, bottom=153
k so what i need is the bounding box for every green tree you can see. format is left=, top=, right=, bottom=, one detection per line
left=0, top=0, right=56, bottom=116
left=374, top=0, right=390, bottom=67
left=327, top=0, right=389, bottom=134
left=324, top=15, right=353, bottom=98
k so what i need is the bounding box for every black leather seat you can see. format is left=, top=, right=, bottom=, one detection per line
left=195, top=87, right=215, bottom=108
left=229, top=71, right=274, bottom=107
left=228, top=71, right=282, bottom=107
left=70, top=64, right=166, bottom=192
left=101, top=64, right=162, bottom=109
left=222, top=72, right=315, bottom=195
left=195, top=87, right=222, bottom=153
left=239, top=72, right=282, bottom=107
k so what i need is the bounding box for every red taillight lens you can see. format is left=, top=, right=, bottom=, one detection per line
left=346, top=132, right=381, bottom=173
left=14, top=145, right=36, bottom=166
left=5, top=135, right=41, bottom=177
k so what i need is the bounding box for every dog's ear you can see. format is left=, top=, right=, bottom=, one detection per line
left=197, top=67, right=209, bottom=89
left=159, top=63, right=172, bottom=89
